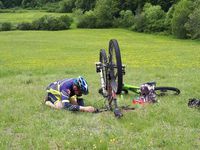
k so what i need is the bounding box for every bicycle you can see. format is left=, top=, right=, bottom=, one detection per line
left=122, top=82, right=180, bottom=96
left=96, top=39, right=125, bottom=118
left=95, top=39, right=180, bottom=117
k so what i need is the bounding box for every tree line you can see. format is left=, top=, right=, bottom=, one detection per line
left=0, top=0, right=200, bottom=39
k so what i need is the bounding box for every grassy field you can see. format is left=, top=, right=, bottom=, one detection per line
left=0, top=10, right=69, bottom=24
left=0, top=28, right=200, bottom=149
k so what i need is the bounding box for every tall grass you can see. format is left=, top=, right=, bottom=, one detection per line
left=0, top=29, right=199, bottom=149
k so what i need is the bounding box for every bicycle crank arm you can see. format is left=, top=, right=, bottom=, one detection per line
left=113, top=99, right=123, bottom=118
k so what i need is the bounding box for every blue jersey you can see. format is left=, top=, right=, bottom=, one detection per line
left=46, top=78, right=82, bottom=111
left=47, top=78, right=81, bottom=101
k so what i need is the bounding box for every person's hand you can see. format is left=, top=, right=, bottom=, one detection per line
left=80, top=106, right=96, bottom=112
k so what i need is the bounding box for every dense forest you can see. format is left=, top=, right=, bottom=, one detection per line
left=0, top=0, right=200, bottom=39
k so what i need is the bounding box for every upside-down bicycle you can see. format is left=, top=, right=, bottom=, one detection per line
left=95, top=39, right=180, bottom=118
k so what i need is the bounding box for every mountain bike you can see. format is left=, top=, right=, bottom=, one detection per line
left=95, top=39, right=180, bottom=117
left=96, top=39, right=125, bottom=118
left=122, top=82, right=180, bottom=96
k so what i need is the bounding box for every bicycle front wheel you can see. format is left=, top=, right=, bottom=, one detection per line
left=155, top=87, right=180, bottom=96
left=109, top=39, right=123, bottom=94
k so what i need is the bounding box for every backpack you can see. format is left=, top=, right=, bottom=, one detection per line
left=188, top=98, right=200, bottom=108
left=140, top=82, right=157, bottom=103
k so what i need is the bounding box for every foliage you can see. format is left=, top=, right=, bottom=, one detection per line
left=0, top=0, right=4, bottom=8
left=21, top=0, right=38, bottom=8
left=164, top=5, right=175, bottom=34
left=114, top=10, right=134, bottom=28
left=0, top=22, right=12, bottom=31
left=75, top=0, right=96, bottom=12
left=147, top=0, right=180, bottom=12
left=185, top=0, right=200, bottom=39
left=94, top=0, right=119, bottom=28
left=17, top=22, right=33, bottom=30
left=77, top=10, right=97, bottom=28
left=59, top=14, right=73, bottom=29
left=131, top=13, right=146, bottom=32
left=132, top=3, right=166, bottom=33
left=31, top=15, right=72, bottom=30
left=1, top=0, right=22, bottom=8
left=171, top=0, right=193, bottom=39
left=143, top=3, right=166, bottom=32
left=41, top=2, right=60, bottom=12
left=58, top=0, right=75, bottom=13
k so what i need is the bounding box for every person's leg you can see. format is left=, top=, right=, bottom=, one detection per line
left=45, top=93, right=63, bottom=109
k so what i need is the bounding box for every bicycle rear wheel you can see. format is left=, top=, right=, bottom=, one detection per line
left=109, top=39, right=123, bottom=94
left=155, top=87, right=180, bottom=96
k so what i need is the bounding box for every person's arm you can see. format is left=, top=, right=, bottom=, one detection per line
left=61, top=90, right=80, bottom=111
left=61, top=90, right=95, bottom=112
left=79, top=106, right=96, bottom=112
left=62, top=100, right=80, bottom=111
left=62, top=100, right=95, bottom=112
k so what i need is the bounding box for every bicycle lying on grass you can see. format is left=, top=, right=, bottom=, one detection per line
left=95, top=39, right=180, bottom=118
left=122, top=82, right=180, bottom=96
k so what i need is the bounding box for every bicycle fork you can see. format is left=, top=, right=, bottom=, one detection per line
left=108, top=87, right=123, bottom=118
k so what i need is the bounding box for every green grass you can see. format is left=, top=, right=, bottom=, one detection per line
left=0, top=10, right=69, bottom=24
left=0, top=29, right=200, bottom=149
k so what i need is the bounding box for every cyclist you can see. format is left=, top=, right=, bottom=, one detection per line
left=44, top=76, right=96, bottom=113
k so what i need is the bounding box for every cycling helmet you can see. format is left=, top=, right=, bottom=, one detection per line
left=74, top=76, right=89, bottom=95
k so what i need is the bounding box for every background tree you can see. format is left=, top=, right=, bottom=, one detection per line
left=114, top=10, right=134, bottom=28
left=75, top=0, right=96, bottom=12
left=132, top=3, right=166, bottom=33
left=94, top=0, right=119, bottom=28
left=147, top=0, right=180, bottom=12
left=77, top=10, right=97, bottom=28
left=171, top=0, right=193, bottom=38
left=21, top=0, right=38, bottom=8
left=59, top=0, right=75, bottom=12
left=185, top=0, right=200, bottom=39
left=1, top=0, right=22, bottom=8
left=143, top=3, right=166, bottom=32
left=164, top=5, right=175, bottom=34
left=0, top=0, right=4, bottom=8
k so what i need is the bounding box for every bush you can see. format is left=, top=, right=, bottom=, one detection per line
left=31, top=15, right=72, bottom=30
left=77, top=10, right=97, bottom=28
left=171, top=0, right=193, bottom=39
left=132, top=3, right=166, bottom=33
left=17, top=22, right=32, bottom=30
left=0, top=22, right=12, bottom=31
left=43, top=2, right=60, bottom=12
left=142, top=3, right=166, bottom=32
left=59, top=15, right=73, bottom=29
left=164, top=5, right=175, bottom=34
left=21, top=0, right=38, bottom=8
left=94, top=0, right=119, bottom=28
left=131, top=13, right=146, bottom=32
left=75, top=0, right=96, bottom=12
left=59, top=0, right=76, bottom=13
left=114, top=10, right=134, bottom=28
left=185, top=1, right=200, bottom=39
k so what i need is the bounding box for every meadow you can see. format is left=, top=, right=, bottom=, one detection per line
left=0, top=10, right=70, bottom=26
left=0, top=28, right=200, bottom=149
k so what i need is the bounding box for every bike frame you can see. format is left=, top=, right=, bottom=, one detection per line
left=122, top=83, right=140, bottom=94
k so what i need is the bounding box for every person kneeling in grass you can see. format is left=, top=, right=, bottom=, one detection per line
left=44, top=76, right=95, bottom=113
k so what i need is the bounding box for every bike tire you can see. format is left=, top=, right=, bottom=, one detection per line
left=109, top=39, right=123, bottom=94
left=99, top=49, right=108, bottom=92
left=155, top=87, right=180, bottom=96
